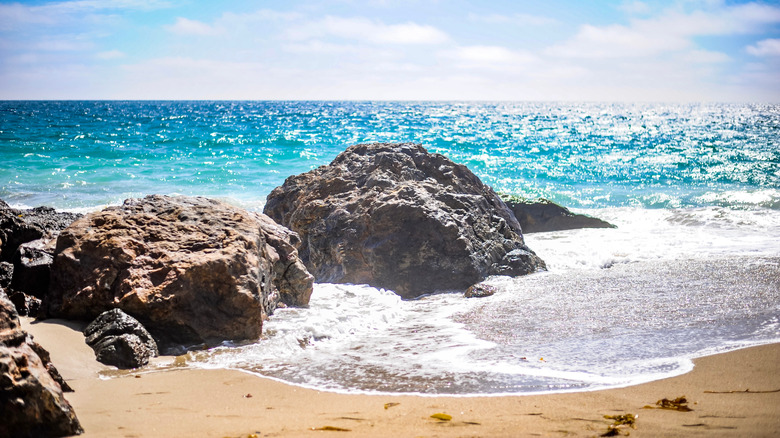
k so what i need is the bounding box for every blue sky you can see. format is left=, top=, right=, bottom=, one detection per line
left=1, top=0, right=779, bottom=100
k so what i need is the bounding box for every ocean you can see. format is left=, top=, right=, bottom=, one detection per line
left=2, top=101, right=779, bottom=395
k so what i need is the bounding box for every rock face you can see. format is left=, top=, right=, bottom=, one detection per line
left=0, top=201, right=81, bottom=314
left=503, top=198, right=615, bottom=234
left=0, top=203, right=81, bottom=263
left=0, top=291, right=83, bottom=438
left=84, top=309, right=159, bottom=369
left=44, top=195, right=313, bottom=350
left=0, top=261, right=12, bottom=289
left=11, top=239, right=54, bottom=299
left=264, top=143, right=546, bottom=298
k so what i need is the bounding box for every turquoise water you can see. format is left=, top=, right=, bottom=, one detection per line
left=3, top=101, right=779, bottom=395
left=2, top=101, right=778, bottom=211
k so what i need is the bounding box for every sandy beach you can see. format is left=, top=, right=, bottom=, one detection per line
left=21, top=317, right=780, bottom=438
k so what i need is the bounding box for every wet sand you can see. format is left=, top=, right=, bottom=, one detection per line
left=23, top=317, right=780, bottom=438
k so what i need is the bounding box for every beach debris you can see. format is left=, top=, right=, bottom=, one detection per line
left=704, top=388, right=780, bottom=394
left=430, top=413, right=453, bottom=421
left=244, top=393, right=253, bottom=398
left=384, top=402, right=400, bottom=409
left=601, top=413, right=637, bottom=436
left=600, top=426, right=625, bottom=437
left=311, top=426, right=351, bottom=431
left=644, top=396, right=693, bottom=411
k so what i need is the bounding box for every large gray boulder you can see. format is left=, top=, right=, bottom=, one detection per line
left=0, top=291, right=82, bottom=437
left=44, top=195, right=313, bottom=351
left=264, top=143, right=546, bottom=298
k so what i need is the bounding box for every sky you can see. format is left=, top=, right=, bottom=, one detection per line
left=1, top=0, right=779, bottom=101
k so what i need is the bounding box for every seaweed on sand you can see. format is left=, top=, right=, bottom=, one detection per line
left=645, top=396, right=693, bottom=412
left=601, top=413, right=637, bottom=436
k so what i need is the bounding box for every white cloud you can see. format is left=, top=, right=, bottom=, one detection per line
left=0, top=3, right=56, bottom=29
left=96, top=49, right=125, bottom=60
left=218, top=9, right=302, bottom=25
left=283, top=40, right=361, bottom=54
left=118, top=56, right=270, bottom=98
left=546, top=23, right=689, bottom=58
left=287, top=16, right=449, bottom=45
left=33, top=37, right=94, bottom=51
left=468, top=12, right=558, bottom=27
left=685, top=49, right=730, bottom=63
left=619, top=1, right=651, bottom=15
left=166, top=17, right=221, bottom=36
left=746, top=38, right=780, bottom=57
left=445, top=45, right=538, bottom=67
left=547, top=2, right=780, bottom=60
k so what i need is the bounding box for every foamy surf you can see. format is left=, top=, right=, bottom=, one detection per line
left=177, top=212, right=780, bottom=395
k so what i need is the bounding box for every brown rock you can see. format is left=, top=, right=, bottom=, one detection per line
left=1, top=292, right=82, bottom=437
left=44, top=195, right=313, bottom=350
left=464, top=283, right=497, bottom=298
left=264, top=142, right=546, bottom=298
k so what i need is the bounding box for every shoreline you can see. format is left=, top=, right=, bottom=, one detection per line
left=23, top=318, right=780, bottom=437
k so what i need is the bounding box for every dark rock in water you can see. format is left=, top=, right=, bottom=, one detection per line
left=264, top=142, right=546, bottom=299
left=84, top=308, right=158, bottom=369
left=45, top=195, right=313, bottom=351
left=0, top=291, right=83, bottom=437
left=503, top=197, right=615, bottom=233
left=464, top=283, right=497, bottom=298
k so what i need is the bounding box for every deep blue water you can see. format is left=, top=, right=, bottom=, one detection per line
left=2, top=101, right=778, bottom=211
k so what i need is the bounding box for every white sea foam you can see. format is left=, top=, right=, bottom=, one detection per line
left=525, top=206, right=780, bottom=272
left=169, top=205, right=780, bottom=395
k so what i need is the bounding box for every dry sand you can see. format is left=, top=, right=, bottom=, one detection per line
left=23, top=317, right=780, bottom=438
